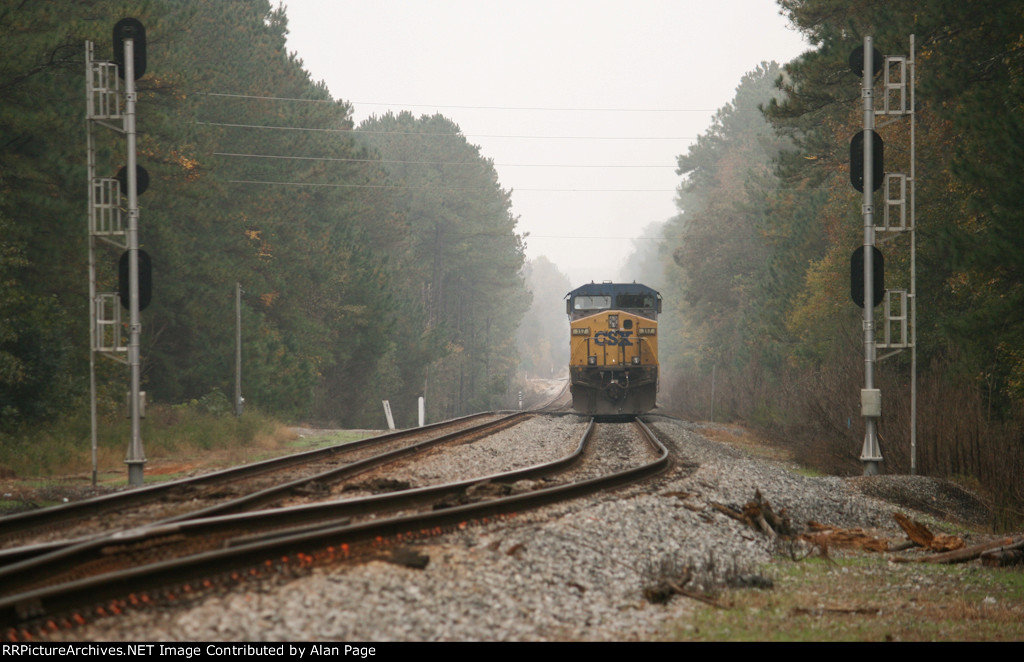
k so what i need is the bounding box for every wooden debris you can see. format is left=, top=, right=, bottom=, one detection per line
left=707, top=493, right=1021, bottom=568
left=642, top=565, right=692, bottom=605
left=980, top=538, right=1024, bottom=567
left=711, top=489, right=794, bottom=538
left=888, top=519, right=1023, bottom=566
left=667, top=581, right=726, bottom=608
left=901, top=536, right=1015, bottom=565
left=662, top=490, right=697, bottom=500
left=713, top=493, right=888, bottom=551
left=800, top=522, right=889, bottom=553
left=892, top=512, right=965, bottom=552
left=641, top=559, right=731, bottom=608
left=641, top=569, right=727, bottom=608
left=709, top=501, right=746, bottom=522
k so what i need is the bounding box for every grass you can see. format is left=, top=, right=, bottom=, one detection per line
left=285, top=430, right=370, bottom=449
left=662, top=554, right=1024, bottom=642
left=697, top=423, right=831, bottom=477
left=0, top=402, right=376, bottom=493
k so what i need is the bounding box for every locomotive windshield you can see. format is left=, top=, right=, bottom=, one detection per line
left=566, top=282, right=661, bottom=321
left=615, top=293, right=656, bottom=309
left=573, top=295, right=611, bottom=310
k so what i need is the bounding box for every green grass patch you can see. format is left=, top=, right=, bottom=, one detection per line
left=790, top=465, right=826, bottom=478
left=661, top=555, right=1024, bottom=642
left=286, top=430, right=372, bottom=449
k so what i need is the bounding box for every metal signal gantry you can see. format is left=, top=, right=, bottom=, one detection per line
left=86, top=18, right=151, bottom=487
left=848, top=36, right=918, bottom=476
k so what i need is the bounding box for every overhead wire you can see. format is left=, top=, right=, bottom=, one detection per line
left=226, top=179, right=679, bottom=192
left=213, top=151, right=678, bottom=169
left=198, top=92, right=770, bottom=194
left=200, top=92, right=719, bottom=113
left=197, top=120, right=698, bottom=140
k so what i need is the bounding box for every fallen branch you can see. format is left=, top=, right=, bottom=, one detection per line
left=981, top=538, right=1024, bottom=567
left=712, top=489, right=794, bottom=539
left=893, top=512, right=964, bottom=552
left=896, top=536, right=1014, bottom=565
left=710, top=501, right=746, bottom=522
left=643, top=564, right=726, bottom=607
left=668, top=581, right=727, bottom=608
left=800, top=525, right=890, bottom=553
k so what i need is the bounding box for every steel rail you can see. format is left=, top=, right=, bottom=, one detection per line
left=0, top=412, right=585, bottom=596
left=1, top=418, right=668, bottom=633
left=0, top=411, right=517, bottom=549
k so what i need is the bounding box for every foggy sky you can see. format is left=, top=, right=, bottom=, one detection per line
left=280, top=0, right=809, bottom=286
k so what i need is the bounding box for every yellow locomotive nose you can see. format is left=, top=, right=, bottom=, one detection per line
left=565, top=282, right=660, bottom=416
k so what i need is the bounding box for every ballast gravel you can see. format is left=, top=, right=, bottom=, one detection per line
left=48, top=415, right=987, bottom=642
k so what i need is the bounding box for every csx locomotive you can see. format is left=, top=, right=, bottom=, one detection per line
left=566, top=282, right=661, bottom=416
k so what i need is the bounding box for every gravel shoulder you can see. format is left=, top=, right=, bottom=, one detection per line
left=32, top=415, right=1024, bottom=641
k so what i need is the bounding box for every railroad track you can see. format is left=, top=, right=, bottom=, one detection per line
left=0, top=411, right=522, bottom=554
left=531, top=378, right=572, bottom=412
left=0, top=416, right=667, bottom=638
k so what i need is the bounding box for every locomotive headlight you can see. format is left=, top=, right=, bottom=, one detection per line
left=572, top=328, right=590, bottom=336
left=631, top=356, right=641, bottom=365
left=587, top=356, right=597, bottom=365
left=607, top=314, right=619, bottom=329
left=639, top=327, right=657, bottom=335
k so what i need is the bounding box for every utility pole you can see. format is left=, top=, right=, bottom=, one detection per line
left=235, top=282, right=244, bottom=417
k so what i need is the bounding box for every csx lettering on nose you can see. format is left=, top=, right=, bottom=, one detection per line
left=592, top=330, right=633, bottom=346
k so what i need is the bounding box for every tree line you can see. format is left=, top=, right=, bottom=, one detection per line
left=0, top=0, right=528, bottom=433
left=633, top=0, right=1023, bottom=524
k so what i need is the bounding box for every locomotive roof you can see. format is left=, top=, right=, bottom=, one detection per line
left=566, top=282, right=660, bottom=299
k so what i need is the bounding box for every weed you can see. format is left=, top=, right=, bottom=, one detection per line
left=641, top=552, right=771, bottom=605
left=0, top=404, right=294, bottom=483
left=660, top=554, right=1024, bottom=641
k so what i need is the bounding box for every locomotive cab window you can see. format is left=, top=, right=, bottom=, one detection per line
left=615, top=293, right=659, bottom=315
left=614, top=293, right=652, bottom=309
left=573, top=295, right=611, bottom=311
